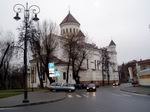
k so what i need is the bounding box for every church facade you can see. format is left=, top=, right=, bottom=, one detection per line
left=28, top=12, right=119, bottom=88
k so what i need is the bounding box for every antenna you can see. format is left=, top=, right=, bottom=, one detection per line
left=68, top=5, right=71, bottom=13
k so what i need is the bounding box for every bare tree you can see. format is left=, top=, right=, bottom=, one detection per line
left=0, top=32, right=15, bottom=89
left=64, top=33, right=88, bottom=84
left=101, top=48, right=110, bottom=86
left=29, top=20, right=58, bottom=85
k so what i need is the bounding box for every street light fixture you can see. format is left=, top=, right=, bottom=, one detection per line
left=13, top=3, right=40, bottom=103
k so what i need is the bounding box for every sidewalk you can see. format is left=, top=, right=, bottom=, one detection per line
left=120, top=83, right=150, bottom=95
left=0, top=90, right=66, bottom=108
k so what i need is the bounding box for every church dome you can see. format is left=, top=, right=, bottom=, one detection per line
left=60, top=12, right=80, bottom=36
left=60, top=11, right=80, bottom=26
left=109, top=40, right=116, bottom=46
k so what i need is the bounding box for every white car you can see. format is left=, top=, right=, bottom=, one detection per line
left=49, top=82, right=75, bottom=92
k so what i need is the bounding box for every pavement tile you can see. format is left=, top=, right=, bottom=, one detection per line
left=0, top=90, right=66, bottom=108
left=120, top=83, right=150, bottom=95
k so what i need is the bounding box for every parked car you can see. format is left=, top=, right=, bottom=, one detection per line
left=74, top=83, right=87, bottom=89
left=49, top=82, right=75, bottom=92
left=86, top=83, right=96, bottom=92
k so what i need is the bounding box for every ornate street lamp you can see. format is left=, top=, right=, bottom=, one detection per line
left=13, top=3, right=40, bottom=103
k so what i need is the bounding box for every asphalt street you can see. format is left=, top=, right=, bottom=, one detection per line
left=0, top=86, right=150, bottom=112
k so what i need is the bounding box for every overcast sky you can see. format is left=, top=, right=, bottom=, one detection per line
left=0, top=0, right=150, bottom=64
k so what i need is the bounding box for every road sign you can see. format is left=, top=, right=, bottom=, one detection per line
left=48, top=63, right=55, bottom=77
left=48, top=63, right=61, bottom=77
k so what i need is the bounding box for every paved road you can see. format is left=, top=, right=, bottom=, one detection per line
left=1, top=86, right=150, bottom=112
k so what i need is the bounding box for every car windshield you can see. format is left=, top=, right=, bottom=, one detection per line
left=62, top=83, right=68, bottom=86
left=51, top=82, right=62, bottom=86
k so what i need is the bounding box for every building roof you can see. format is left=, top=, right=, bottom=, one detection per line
left=138, top=59, right=150, bottom=65
left=109, top=40, right=116, bottom=46
left=30, top=54, right=68, bottom=65
left=76, top=30, right=85, bottom=37
left=60, top=12, right=80, bottom=25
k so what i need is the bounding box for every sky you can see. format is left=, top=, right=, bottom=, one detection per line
left=0, top=0, right=150, bottom=65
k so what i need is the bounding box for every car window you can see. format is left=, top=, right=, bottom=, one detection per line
left=63, top=83, right=68, bottom=86
left=51, top=82, right=62, bottom=86
left=51, top=83, right=57, bottom=86
left=56, top=83, right=62, bottom=86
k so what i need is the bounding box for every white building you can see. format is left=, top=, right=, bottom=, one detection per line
left=28, top=12, right=119, bottom=88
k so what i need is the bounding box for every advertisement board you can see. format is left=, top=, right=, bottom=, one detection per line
left=48, top=63, right=60, bottom=77
left=48, top=63, right=55, bottom=77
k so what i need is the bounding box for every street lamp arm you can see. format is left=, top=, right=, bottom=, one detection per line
left=13, top=4, right=25, bottom=13
left=29, top=5, right=40, bottom=14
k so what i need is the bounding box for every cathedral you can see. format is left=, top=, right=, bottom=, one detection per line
left=28, top=12, right=119, bottom=88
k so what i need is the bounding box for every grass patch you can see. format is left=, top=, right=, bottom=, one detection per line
left=0, top=89, right=23, bottom=99
left=0, top=88, right=49, bottom=99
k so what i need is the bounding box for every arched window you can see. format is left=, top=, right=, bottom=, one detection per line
left=70, top=28, right=72, bottom=33
left=66, top=28, right=68, bottom=33
left=73, top=28, right=75, bottom=33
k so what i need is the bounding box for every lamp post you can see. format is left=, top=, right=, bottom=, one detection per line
left=13, top=3, right=40, bottom=103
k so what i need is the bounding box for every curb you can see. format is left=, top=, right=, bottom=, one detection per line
left=0, top=93, right=67, bottom=108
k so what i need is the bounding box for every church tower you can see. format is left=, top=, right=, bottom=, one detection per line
left=108, top=40, right=119, bottom=81
left=60, top=11, right=80, bottom=37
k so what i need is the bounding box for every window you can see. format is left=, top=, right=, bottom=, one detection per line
left=63, top=72, right=66, bottom=80
left=95, top=60, right=96, bottom=69
left=66, top=28, right=68, bottom=33
left=70, top=28, right=72, bottom=33
left=73, top=28, right=75, bottom=33
left=31, top=67, right=36, bottom=83
left=97, top=60, right=100, bottom=70
left=31, top=68, right=34, bottom=83
left=87, top=59, right=89, bottom=69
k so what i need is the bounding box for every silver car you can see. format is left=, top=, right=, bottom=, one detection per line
left=50, top=82, right=75, bottom=92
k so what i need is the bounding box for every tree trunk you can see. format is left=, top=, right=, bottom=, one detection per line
left=66, top=57, right=71, bottom=83
left=36, top=61, right=44, bottom=88
left=4, top=62, right=9, bottom=89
